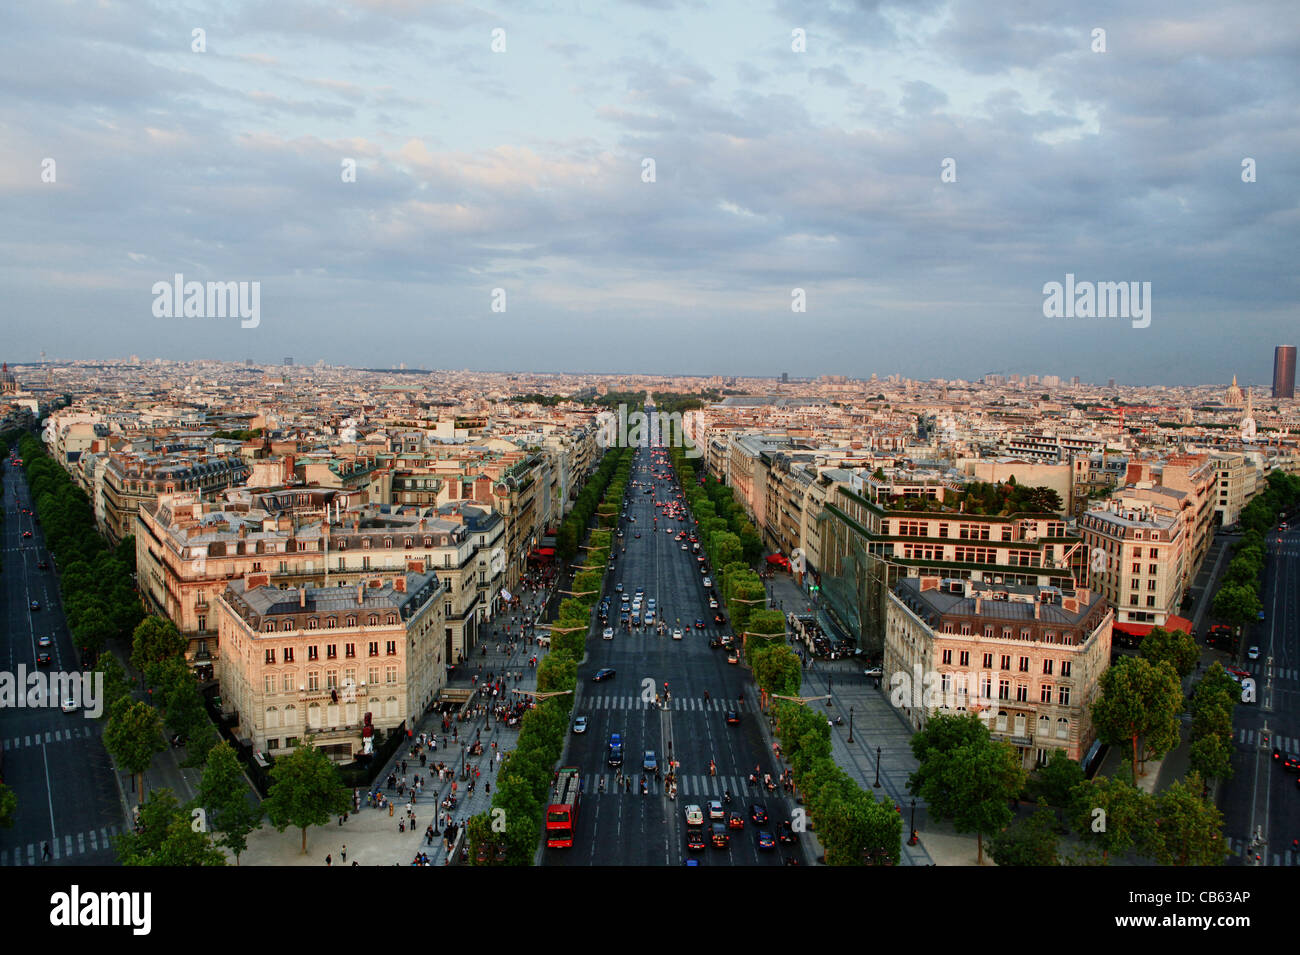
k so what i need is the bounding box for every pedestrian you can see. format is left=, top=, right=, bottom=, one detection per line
left=42, top=841, right=51, bottom=861
left=326, top=853, right=332, bottom=866
left=389, top=802, right=394, bottom=817
left=341, top=844, right=347, bottom=862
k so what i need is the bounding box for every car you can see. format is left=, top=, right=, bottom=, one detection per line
left=643, top=750, right=657, bottom=772
left=702, top=577, right=712, bottom=587
left=750, top=803, right=768, bottom=825
left=607, top=733, right=624, bottom=766
left=593, top=667, right=616, bottom=682
left=685, top=804, right=704, bottom=826
left=615, top=582, right=623, bottom=592
left=1248, top=646, right=1260, bottom=660
left=697, top=555, right=705, bottom=563
left=37, top=635, right=52, bottom=648
left=645, top=611, right=656, bottom=624
left=635, top=532, right=641, bottom=539
left=1227, top=665, right=1250, bottom=680
left=725, top=710, right=740, bottom=725
left=681, top=543, right=688, bottom=550
left=609, top=560, right=616, bottom=570
left=708, top=800, right=725, bottom=821
left=710, top=823, right=730, bottom=849
left=22, top=530, right=32, bottom=539
left=726, top=650, right=739, bottom=665
left=29, top=600, right=39, bottom=611
left=617, top=529, right=624, bottom=537
left=573, top=716, right=588, bottom=734
left=635, top=587, right=644, bottom=596
left=864, top=666, right=884, bottom=678
left=778, top=820, right=798, bottom=844
left=672, top=627, right=683, bottom=640
left=714, top=612, right=727, bottom=625
left=36, top=560, right=47, bottom=570
left=728, top=811, right=745, bottom=830
left=695, top=618, right=705, bottom=629
left=708, top=598, right=718, bottom=609
left=756, top=830, right=776, bottom=851
left=1282, top=754, right=1300, bottom=773
left=60, top=699, right=79, bottom=714
left=602, top=627, right=614, bottom=640
left=1282, top=522, right=1289, bottom=530
left=647, top=598, right=656, bottom=609
left=36, top=651, right=52, bottom=666
left=685, top=827, right=706, bottom=851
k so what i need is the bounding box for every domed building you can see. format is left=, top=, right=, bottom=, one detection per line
left=1224, top=375, right=1244, bottom=407
left=0, top=362, right=17, bottom=396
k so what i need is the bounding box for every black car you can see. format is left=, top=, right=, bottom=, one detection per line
left=749, top=803, right=768, bottom=825
left=710, top=823, right=730, bottom=849
left=778, top=820, right=798, bottom=844
left=36, top=651, right=52, bottom=666
left=685, top=827, right=706, bottom=851
left=593, top=667, right=616, bottom=682
left=725, top=710, right=740, bottom=725
left=37, top=559, right=48, bottom=570
left=1284, top=754, right=1300, bottom=773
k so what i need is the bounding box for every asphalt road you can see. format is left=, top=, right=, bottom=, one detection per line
left=1224, top=522, right=1300, bottom=864
left=544, top=443, right=798, bottom=866
left=0, top=454, right=124, bottom=866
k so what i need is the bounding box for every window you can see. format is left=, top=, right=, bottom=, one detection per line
left=282, top=673, right=293, bottom=692
left=1149, top=564, right=1158, bottom=574
left=1018, top=656, right=1029, bottom=673
left=265, top=649, right=276, bottom=664
left=1057, top=686, right=1071, bottom=706
left=308, top=618, right=319, bottom=630
left=387, top=614, right=397, bottom=626
left=959, top=651, right=970, bottom=667
left=1147, top=579, right=1157, bottom=590
left=1001, top=655, right=1011, bottom=671
left=386, top=640, right=397, bottom=656
left=368, top=615, right=378, bottom=626
left=1042, top=660, right=1054, bottom=675
left=942, top=649, right=953, bottom=665
left=346, top=616, right=357, bottom=627
left=983, top=653, right=993, bottom=669
left=998, top=679, right=1010, bottom=700
left=996, top=711, right=1008, bottom=732
left=326, top=670, right=338, bottom=690
left=327, top=644, right=337, bottom=659
left=1056, top=717, right=1070, bottom=739
left=1132, top=562, right=1141, bottom=573
left=308, top=672, right=320, bottom=692
left=1146, top=596, right=1156, bottom=607
left=1040, top=684, right=1052, bottom=703
left=368, top=642, right=379, bottom=657
left=368, top=666, right=380, bottom=685
left=326, top=616, right=337, bottom=628
left=345, top=643, right=356, bottom=658
left=1149, top=548, right=1158, bottom=558
left=385, top=665, right=398, bottom=684
left=264, top=622, right=275, bottom=632
left=1016, top=684, right=1028, bottom=702
left=308, top=646, right=318, bottom=661
left=1061, top=661, right=1072, bottom=677
left=264, top=675, right=274, bottom=693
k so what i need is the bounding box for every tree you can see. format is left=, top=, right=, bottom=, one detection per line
left=197, top=741, right=264, bottom=864
left=93, top=652, right=134, bottom=719
left=1138, top=627, right=1199, bottom=679
left=131, top=616, right=188, bottom=688
left=1031, top=749, right=1084, bottom=809
left=752, top=644, right=802, bottom=697
left=115, top=788, right=226, bottom=866
left=1090, top=656, right=1182, bottom=782
left=1146, top=773, right=1229, bottom=866
left=263, top=742, right=350, bottom=854
left=1069, top=772, right=1152, bottom=862
left=908, top=715, right=1025, bottom=864
left=1188, top=733, right=1233, bottom=790
left=0, top=784, right=16, bottom=828
left=103, top=698, right=167, bottom=805
left=989, top=808, right=1059, bottom=866
left=1211, top=582, right=1261, bottom=628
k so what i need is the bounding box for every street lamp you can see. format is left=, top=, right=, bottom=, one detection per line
left=848, top=706, right=854, bottom=743
left=873, top=746, right=881, bottom=788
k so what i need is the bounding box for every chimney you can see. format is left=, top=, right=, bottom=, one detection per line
left=356, top=584, right=364, bottom=605
left=1033, top=597, right=1041, bottom=620
left=394, top=577, right=406, bottom=593
left=246, top=573, right=270, bottom=590
left=238, top=523, right=248, bottom=539
left=299, top=587, right=306, bottom=608
left=974, top=595, right=981, bottom=615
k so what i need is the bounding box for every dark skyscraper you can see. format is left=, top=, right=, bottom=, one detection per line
left=1273, top=346, right=1296, bottom=399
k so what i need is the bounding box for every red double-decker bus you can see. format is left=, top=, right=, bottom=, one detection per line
left=546, top=767, right=581, bottom=848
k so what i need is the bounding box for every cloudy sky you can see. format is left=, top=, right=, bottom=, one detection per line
left=2, top=0, right=1297, bottom=384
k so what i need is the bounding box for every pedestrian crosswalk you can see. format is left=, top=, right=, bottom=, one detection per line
left=580, top=773, right=783, bottom=799
left=1226, top=837, right=1300, bottom=866
left=582, top=695, right=739, bottom=712
left=1236, top=729, right=1300, bottom=751
left=1, top=725, right=96, bottom=751
left=0, top=825, right=121, bottom=865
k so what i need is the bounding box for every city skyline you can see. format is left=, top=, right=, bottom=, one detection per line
left=3, top=0, right=1297, bottom=384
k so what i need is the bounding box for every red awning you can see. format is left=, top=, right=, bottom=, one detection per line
left=1113, top=615, right=1194, bottom=639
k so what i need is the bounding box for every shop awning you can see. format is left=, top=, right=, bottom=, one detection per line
left=1112, top=614, right=1194, bottom=639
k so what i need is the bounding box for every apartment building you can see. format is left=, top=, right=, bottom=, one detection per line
left=136, top=492, right=504, bottom=675
left=102, top=451, right=250, bottom=544
left=216, top=569, right=446, bottom=762
left=1079, top=493, right=1192, bottom=637
left=1211, top=452, right=1254, bottom=527
left=885, top=576, right=1112, bottom=769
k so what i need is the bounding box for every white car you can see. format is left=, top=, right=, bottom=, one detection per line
left=685, top=804, right=704, bottom=826
left=864, top=666, right=884, bottom=678
left=573, top=716, right=588, bottom=733
left=1247, top=646, right=1260, bottom=660
left=681, top=543, right=688, bottom=550
left=672, top=627, right=683, bottom=640
left=702, top=577, right=712, bottom=587
left=603, top=627, right=614, bottom=640
left=61, top=699, right=79, bottom=713
left=708, top=598, right=718, bottom=609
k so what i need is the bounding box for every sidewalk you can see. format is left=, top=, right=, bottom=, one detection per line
left=764, top=570, right=962, bottom=865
